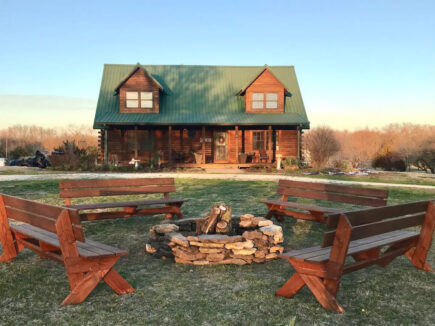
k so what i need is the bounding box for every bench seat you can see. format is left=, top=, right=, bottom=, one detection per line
left=262, top=200, right=344, bottom=214
left=263, top=180, right=389, bottom=223
left=59, top=178, right=186, bottom=220
left=10, top=223, right=127, bottom=258
left=68, top=198, right=186, bottom=211
left=281, top=230, right=419, bottom=263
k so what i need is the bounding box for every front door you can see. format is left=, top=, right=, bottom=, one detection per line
left=214, top=131, right=228, bottom=162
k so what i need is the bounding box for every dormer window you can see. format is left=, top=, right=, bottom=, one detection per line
left=266, top=93, right=278, bottom=109
left=252, top=93, right=264, bottom=109
left=251, top=92, right=278, bottom=110
left=126, top=91, right=153, bottom=109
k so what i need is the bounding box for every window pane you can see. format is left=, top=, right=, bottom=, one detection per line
left=252, top=101, right=264, bottom=109
left=141, top=92, right=153, bottom=100
left=126, top=100, right=139, bottom=108
left=126, top=92, right=138, bottom=99
left=252, top=93, right=264, bottom=101
left=141, top=100, right=153, bottom=108
left=266, top=101, right=278, bottom=109
left=266, top=93, right=278, bottom=100
left=253, top=131, right=265, bottom=150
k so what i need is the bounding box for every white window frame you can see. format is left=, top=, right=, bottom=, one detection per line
left=125, top=91, right=153, bottom=109
left=266, top=93, right=278, bottom=109
left=252, top=92, right=264, bottom=109
left=140, top=92, right=153, bottom=108
left=126, top=91, right=139, bottom=108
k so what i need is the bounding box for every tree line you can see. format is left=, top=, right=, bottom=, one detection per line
left=0, top=124, right=97, bottom=159
left=304, top=123, right=434, bottom=173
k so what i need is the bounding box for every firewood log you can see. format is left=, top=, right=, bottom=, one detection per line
left=203, top=206, right=221, bottom=234
left=215, top=221, right=228, bottom=233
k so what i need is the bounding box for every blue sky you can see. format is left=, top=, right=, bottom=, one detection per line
left=0, top=0, right=434, bottom=129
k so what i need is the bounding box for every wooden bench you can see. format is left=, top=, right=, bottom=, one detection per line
left=0, top=194, right=134, bottom=305
left=59, top=178, right=186, bottom=221
left=262, top=180, right=389, bottom=223
left=275, top=200, right=435, bottom=312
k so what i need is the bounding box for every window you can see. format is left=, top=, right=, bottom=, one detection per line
left=126, top=130, right=155, bottom=153
left=126, top=92, right=139, bottom=108
left=266, top=93, right=278, bottom=109
left=125, top=91, right=153, bottom=109
left=252, top=131, right=265, bottom=150
left=252, top=93, right=264, bottom=109
left=251, top=92, right=278, bottom=110
left=140, top=92, right=153, bottom=108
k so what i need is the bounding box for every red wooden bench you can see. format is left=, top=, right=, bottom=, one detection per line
left=262, top=180, right=389, bottom=223
left=59, top=178, right=186, bottom=221
left=0, top=194, right=134, bottom=305
left=275, top=200, right=435, bottom=312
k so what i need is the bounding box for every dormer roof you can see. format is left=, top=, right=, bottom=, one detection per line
left=114, top=63, right=165, bottom=94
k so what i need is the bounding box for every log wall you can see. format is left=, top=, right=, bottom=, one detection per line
left=105, top=127, right=299, bottom=164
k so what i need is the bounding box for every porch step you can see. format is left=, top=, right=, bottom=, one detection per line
left=204, top=168, right=246, bottom=174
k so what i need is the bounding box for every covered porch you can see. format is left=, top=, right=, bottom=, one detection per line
left=100, top=124, right=302, bottom=166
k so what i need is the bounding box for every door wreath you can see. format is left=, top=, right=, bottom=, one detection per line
left=217, top=135, right=225, bottom=144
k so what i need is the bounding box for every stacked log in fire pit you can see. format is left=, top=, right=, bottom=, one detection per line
left=146, top=204, right=284, bottom=265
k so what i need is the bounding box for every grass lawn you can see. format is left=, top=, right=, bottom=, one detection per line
left=298, top=171, right=435, bottom=187
left=0, top=179, right=434, bottom=325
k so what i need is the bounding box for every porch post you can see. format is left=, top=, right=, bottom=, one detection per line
left=104, top=128, right=108, bottom=165
left=235, top=125, right=239, bottom=163
left=202, top=126, right=206, bottom=164
left=134, top=126, right=138, bottom=158
left=268, top=125, right=272, bottom=163
left=168, top=125, right=172, bottom=163
left=297, top=125, right=301, bottom=160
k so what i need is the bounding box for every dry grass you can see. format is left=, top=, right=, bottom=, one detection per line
left=0, top=179, right=434, bottom=325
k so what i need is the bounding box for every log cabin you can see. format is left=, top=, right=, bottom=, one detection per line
left=93, top=64, right=310, bottom=167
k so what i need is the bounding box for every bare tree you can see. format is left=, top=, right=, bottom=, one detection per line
left=305, top=126, right=340, bottom=168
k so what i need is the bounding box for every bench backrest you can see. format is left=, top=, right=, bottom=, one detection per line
left=277, top=180, right=388, bottom=207
left=322, top=200, right=433, bottom=248
left=0, top=194, right=84, bottom=242
left=59, top=178, right=177, bottom=205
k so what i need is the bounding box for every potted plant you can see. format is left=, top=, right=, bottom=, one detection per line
left=192, top=151, right=203, bottom=164
left=238, top=152, right=247, bottom=164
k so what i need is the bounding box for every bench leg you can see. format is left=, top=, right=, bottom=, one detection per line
left=405, top=248, right=434, bottom=272
left=276, top=259, right=345, bottom=313
left=63, top=256, right=134, bottom=305
left=300, top=274, right=344, bottom=313
left=103, top=269, right=135, bottom=294
left=165, top=203, right=184, bottom=220
left=405, top=201, right=435, bottom=272
left=0, top=198, right=18, bottom=262
left=275, top=273, right=305, bottom=298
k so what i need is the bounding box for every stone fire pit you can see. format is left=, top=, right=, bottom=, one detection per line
left=146, top=206, right=284, bottom=265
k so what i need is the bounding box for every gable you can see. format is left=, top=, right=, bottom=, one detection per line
left=239, top=68, right=289, bottom=95
left=244, top=69, right=287, bottom=114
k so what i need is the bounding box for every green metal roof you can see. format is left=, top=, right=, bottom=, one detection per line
left=93, top=64, right=309, bottom=128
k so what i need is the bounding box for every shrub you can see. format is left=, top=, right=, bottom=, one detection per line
left=282, top=156, right=300, bottom=167
left=8, top=144, right=37, bottom=159
left=413, top=138, right=435, bottom=173
left=49, top=141, right=98, bottom=171
left=372, top=150, right=406, bottom=171
left=305, top=127, right=340, bottom=168
left=331, top=159, right=351, bottom=171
